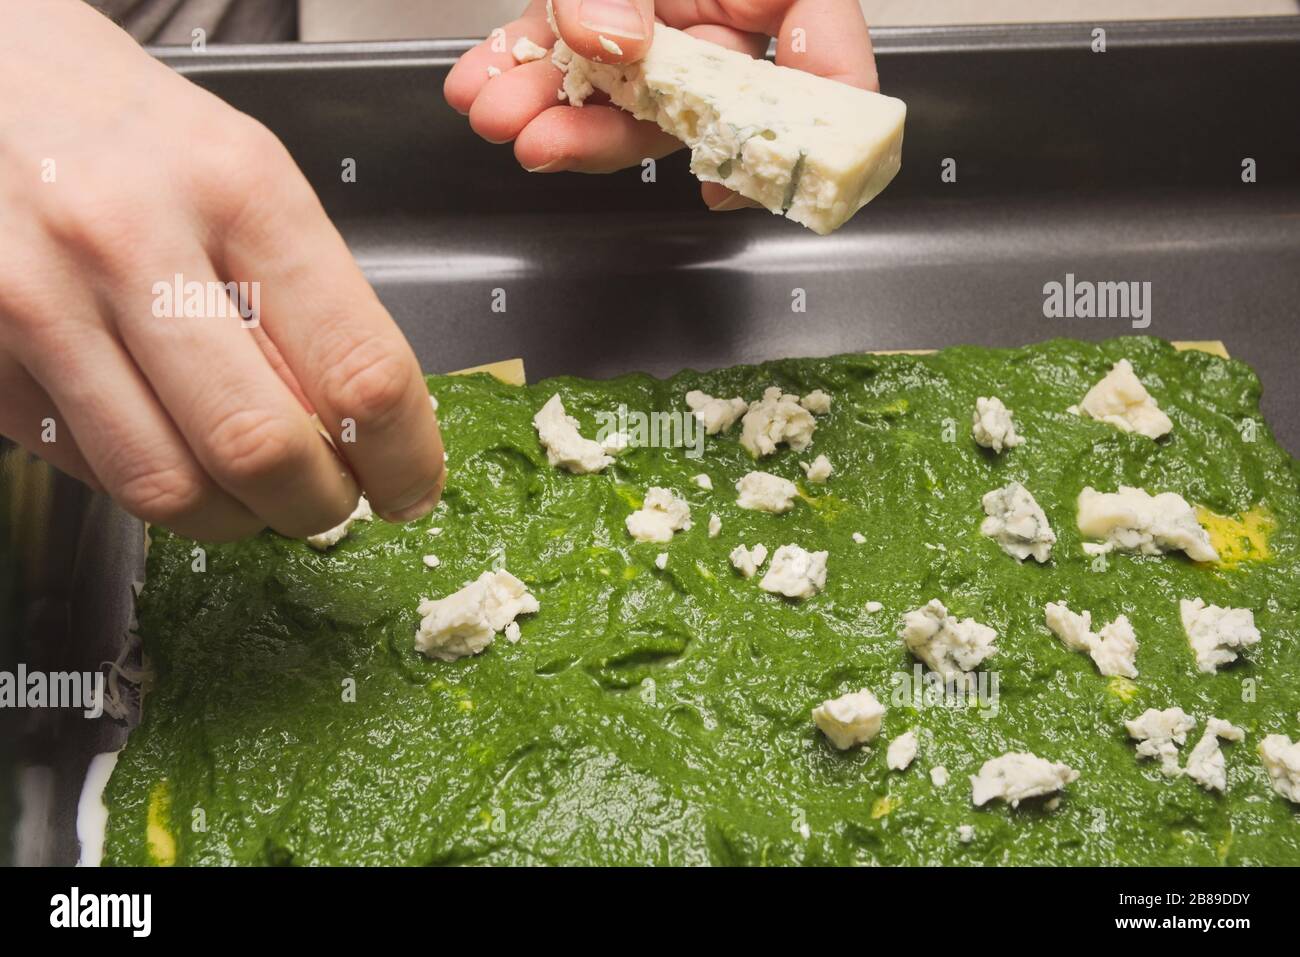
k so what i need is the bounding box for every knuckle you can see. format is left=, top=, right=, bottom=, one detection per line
left=196, top=116, right=299, bottom=227
left=206, top=405, right=311, bottom=487
left=38, top=181, right=151, bottom=274
left=323, top=338, right=415, bottom=430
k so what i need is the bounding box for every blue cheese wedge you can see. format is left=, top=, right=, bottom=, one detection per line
left=900, top=599, right=998, bottom=687
left=1126, top=706, right=1195, bottom=776
left=1077, top=359, right=1173, bottom=439
left=1044, top=602, right=1139, bottom=678
left=1180, top=597, right=1261, bottom=673
left=550, top=23, right=906, bottom=234
left=1184, top=717, right=1245, bottom=793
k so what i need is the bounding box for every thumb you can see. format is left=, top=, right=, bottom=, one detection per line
left=551, top=0, right=655, bottom=62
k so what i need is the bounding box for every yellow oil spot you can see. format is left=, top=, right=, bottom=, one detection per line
left=1107, top=677, right=1139, bottom=702
left=1196, top=506, right=1273, bottom=568
left=871, top=796, right=897, bottom=819
left=1217, top=826, right=1234, bottom=863
left=458, top=698, right=475, bottom=712
left=478, top=809, right=494, bottom=829
left=622, top=566, right=639, bottom=581
left=615, top=485, right=643, bottom=510
left=695, top=562, right=715, bottom=581
left=146, top=781, right=176, bottom=866
left=797, top=489, right=847, bottom=522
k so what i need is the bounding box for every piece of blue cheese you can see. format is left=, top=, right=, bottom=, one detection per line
left=550, top=24, right=906, bottom=235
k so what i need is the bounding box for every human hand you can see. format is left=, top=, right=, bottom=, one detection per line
left=444, top=0, right=879, bottom=210
left=0, top=0, right=445, bottom=542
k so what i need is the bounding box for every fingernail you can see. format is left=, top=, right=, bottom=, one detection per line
left=579, top=0, right=646, bottom=40
left=708, top=192, right=753, bottom=212
left=387, top=487, right=440, bottom=523
left=525, top=160, right=562, bottom=173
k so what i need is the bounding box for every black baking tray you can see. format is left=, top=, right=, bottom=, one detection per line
left=2, top=18, right=1298, bottom=866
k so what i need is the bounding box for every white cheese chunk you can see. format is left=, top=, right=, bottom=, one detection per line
left=1125, top=706, right=1195, bottom=777
left=852, top=532, right=867, bottom=544
left=486, top=65, right=502, bottom=78
left=740, top=387, right=818, bottom=458
left=887, top=730, right=919, bottom=771
left=729, top=542, right=769, bottom=579
left=864, top=600, right=884, bottom=613
left=900, top=599, right=998, bottom=686
left=1181, top=597, right=1261, bottom=673
left=972, top=396, right=1024, bottom=452
left=692, top=473, right=713, bottom=490
left=800, top=390, right=832, bottom=415
left=414, top=569, right=539, bottom=661
left=512, top=36, right=548, bottom=63
left=550, top=24, right=906, bottom=235
left=601, top=430, right=630, bottom=454
left=654, top=552, right=668, bottom=570
left=626, top=487, right=692, bottom=543
left=1044, top=602, right=1138, bottom=678
left=957, top=824, right=975, bottom=843
left=684, top=390, right=747, bottom=435
left=812, top=689, right=884, bottom=750
left=1078, top=359, right=1173, bottom=439
left=1184, top=717, right=1245, bottom=792
left=306, top=494, right=373, bottom=550
left=930, top=766, right=950, bottom=787
left=1259, top=734, right=1300, bottom=804
left=759, top=544, right=827, bottom=599
left=735, top=470, right=798, bottom=513
left=1076, top=486, right=1218, bottom=563
left=970, top=752, right=1079, bottom=808
left=981, top=482, right=1055, bottom=562
left=708, top=513, right=721, bottom=538
left=504, top=621, right=522, bottom=644
left=422, top=554, right=441, bottom=569
left=533, top=394, right=614, bottom=474
left=800, top=454, right=833, bottom=484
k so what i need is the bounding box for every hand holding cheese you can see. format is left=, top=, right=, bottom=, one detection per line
left=445, top=1, right=898, bottom=231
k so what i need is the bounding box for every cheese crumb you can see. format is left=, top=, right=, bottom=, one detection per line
left=684, top=390, right=747, bottom=435
left=1078, top=359, right=1173, bottom=439
left=800, top=454, right=833, bottom=484
left=981, top=482, right=1055, bottom=563
left=654, top=552, right=668, bottom=570
left=800, top=390, right=832, bottom=415
left=1076, top=486, right=1218, bottom=563
left=626, top=487, right=692, bottom=543
left=1125, top=706, right=1195, bottom=776
left=729, top=543, right=768, bottom=578
left=486, top=65, right=502, bottom=78
left=970, top=752, right=1078, bottom=808
left=533, top=394, right=614, bottom=474
left=708, top=513, right=721, bottom=538
left=414, top=570, right=539, bottom=661
left=693, top=473, right=713, bottom=490
left=812, top=688, right=884, bottom=750
left=900, top=599, right=998, bottom=687
left=1044, top=601, right=1138, bottom=678
left=735, top=470, right=798, bottom=513
left=972, top=396, right=1024, bottom=452
left=864, top=600, right=884, bottom=613
left=1259, top=734, right=1300, bottom=803
left=957, top=824, right=975, bottom=843
left=512, top=36, right=548, bottom=63
left=852, top=532, right=866, bottom=544
left=930, top=765, right=949, bottom=787
left=422, top=554, right=441, bottom=569
left=428, top=526, right=443, bottom=536
left=1180, top=597, right=1260, bottom=673
left=504, top=621, right=521, bottom=643
left=306, top=495, right=373, bottom=550
left=740, top=387, right=818, bottom=458
left=887, top=730, right=919, bottom=771
left=1184, top=717, right=1245, bottom=792
left=759, top=544, right=827, bottom=599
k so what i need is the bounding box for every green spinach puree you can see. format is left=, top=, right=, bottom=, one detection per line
left=103, top=337, right=1300, bottom=865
